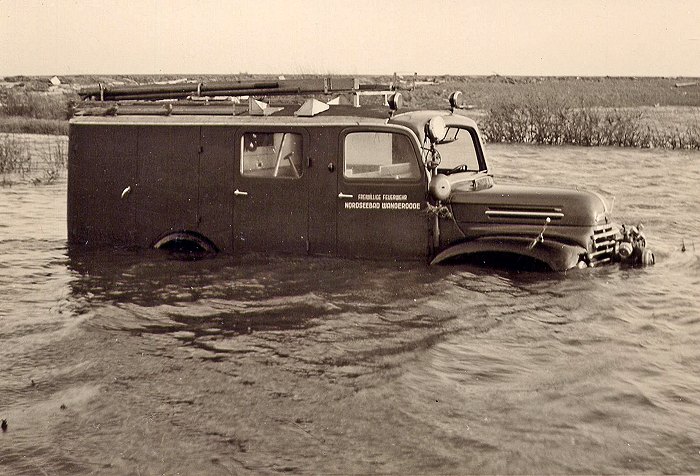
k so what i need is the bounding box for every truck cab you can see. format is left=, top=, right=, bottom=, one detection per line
left=388, top=109, right=637, bottom=270
left=68, top=78, right=653, bottom=271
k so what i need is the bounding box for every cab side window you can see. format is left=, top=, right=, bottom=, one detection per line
left=241, top=132, right=303, bottom=178
left=344, top=132, right=420, bottom=180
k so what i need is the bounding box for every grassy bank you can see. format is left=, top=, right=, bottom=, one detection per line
left=0, top=87, right=74, bottom=135
left=1, top=74, right=699, bottom=148
left=0, top=116, right=68, bottom=135
left=406, top=75, right=700, bottom=109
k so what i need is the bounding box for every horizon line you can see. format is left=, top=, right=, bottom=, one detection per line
left=3, top=72, right=700, bottom=80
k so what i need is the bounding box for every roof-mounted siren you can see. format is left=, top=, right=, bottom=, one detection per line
left=249, top=97, right=283, bottom=116
left=295, top=98, right=330, bottom=117
left=449, top=91, right=464, bottom=113
left=387, top=92, right=402, bottom=117
left=327, top=95, right=352, bottom=106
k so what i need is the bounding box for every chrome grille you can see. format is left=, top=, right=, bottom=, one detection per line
left=588, top=224, right=617, bottom=266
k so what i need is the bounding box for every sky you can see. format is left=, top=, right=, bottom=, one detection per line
left=1, top=0, right=699, bottom=77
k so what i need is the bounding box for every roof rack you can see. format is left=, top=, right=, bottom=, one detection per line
left=75, top=77, right=402, bottom=117
left=79, top=77, right=392, bottom=102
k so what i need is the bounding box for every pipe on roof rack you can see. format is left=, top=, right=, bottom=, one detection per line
left=79, top=77, right=391, bottom=102
left=80, top=80, right=281, bottom=98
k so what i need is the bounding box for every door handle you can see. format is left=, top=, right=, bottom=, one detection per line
left=338, top=192, right=353, bottom=199
left=234, top=189, right=249, bottom=196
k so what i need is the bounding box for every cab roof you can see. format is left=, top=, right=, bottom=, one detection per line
left=389, top=110, right=480, bottom=143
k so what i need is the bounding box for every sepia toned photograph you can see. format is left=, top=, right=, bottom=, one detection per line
left=1, top=0, right=699, bottom=474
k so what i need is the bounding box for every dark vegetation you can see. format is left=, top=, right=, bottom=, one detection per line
left=0, top=134, right=31, bottom=174
left=480, top=101, right=700, bottom=149
left=1, top=74, right=699, bottom=148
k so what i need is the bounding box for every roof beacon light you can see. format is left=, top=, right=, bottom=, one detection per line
left=387, top=92, right=403, bottom=116
left=449, top=91, right=464, bottom=112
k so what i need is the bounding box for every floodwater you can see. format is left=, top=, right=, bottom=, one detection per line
left=1, top=138, right=700, bottom=475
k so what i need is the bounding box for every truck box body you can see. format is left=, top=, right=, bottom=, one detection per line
left=68, top=113, right=430, bottom=260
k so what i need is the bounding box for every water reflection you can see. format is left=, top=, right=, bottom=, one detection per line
left=64, top=245, right=468, bottom=363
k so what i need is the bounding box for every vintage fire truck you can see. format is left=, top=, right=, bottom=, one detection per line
left=68, top=77, right=654, bottom=271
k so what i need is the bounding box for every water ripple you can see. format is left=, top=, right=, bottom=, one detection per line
left=2, top=144, right=700, bottom=474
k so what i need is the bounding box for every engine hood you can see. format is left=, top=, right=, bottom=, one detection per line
left=448, top=182, right=609, bottom=227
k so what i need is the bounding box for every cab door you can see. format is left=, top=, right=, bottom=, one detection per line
left=232, top=128, right=309, bottom=254
left=337, top=127, right=430, bottom=260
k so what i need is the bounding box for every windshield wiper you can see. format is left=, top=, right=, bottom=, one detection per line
left=442, top=164, right=468, bottom=175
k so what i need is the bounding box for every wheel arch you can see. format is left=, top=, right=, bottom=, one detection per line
left=152, top=230, right=219, bottom=254
left=431, top=236, right=585, bottom=271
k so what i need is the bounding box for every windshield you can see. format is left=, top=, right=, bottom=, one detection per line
left=434, top=127, right=484, bottom=175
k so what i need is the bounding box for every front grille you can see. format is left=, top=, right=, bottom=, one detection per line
left=588, top=224, right=617, bottom=266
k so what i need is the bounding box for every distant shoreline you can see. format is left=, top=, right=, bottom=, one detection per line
left=1, top=74, right=698, bottom=148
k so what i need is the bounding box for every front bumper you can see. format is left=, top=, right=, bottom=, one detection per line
left=588, top=223, right=654, bottom=267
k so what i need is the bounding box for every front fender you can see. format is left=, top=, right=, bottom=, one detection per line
left=431, top=236, right=586, bottom=271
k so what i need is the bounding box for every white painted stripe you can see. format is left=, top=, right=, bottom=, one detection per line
left=485, top=210, right=564, bottom=219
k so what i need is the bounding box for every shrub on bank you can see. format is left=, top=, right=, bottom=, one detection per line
left=0, top=134, right=68, bottom=185
left=0, top=134, right=31, bottom=175
left=480, top=103, right=700, bottom=150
